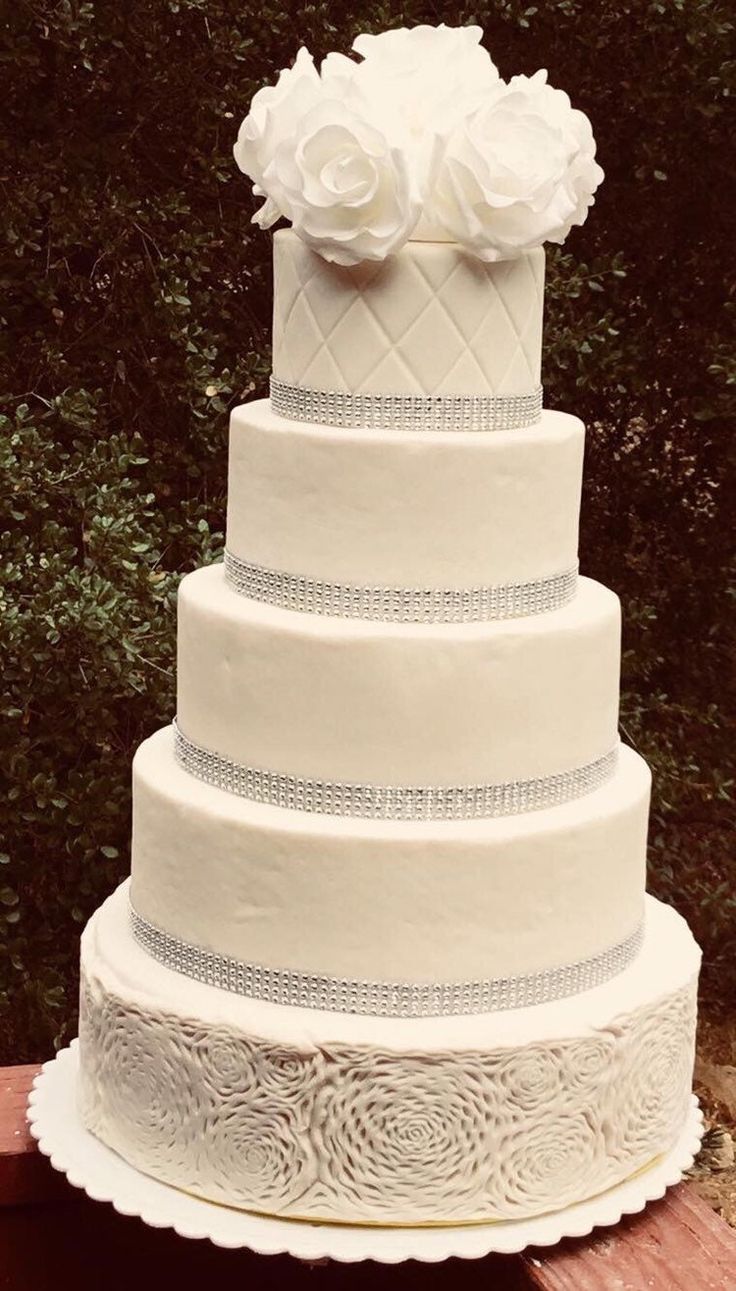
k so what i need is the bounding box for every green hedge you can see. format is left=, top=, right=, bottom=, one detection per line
left=1, top=1, right=733, bottom=1061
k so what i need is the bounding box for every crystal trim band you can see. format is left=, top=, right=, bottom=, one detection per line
left=173, top=722, right=619, bottom=821
left=270, top=376, right=544, bottom=433
left=129, top=901, right=645, bottom=1018
left=224, top=550, right=579, bottom=624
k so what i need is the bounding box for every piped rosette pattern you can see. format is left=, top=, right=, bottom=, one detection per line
left=78, top=886, right=700, bottom=1226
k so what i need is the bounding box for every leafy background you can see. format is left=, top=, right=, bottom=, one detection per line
left=1, top=0, right=734, bottom=1062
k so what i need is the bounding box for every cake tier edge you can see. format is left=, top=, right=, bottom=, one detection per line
left=78, top=883, right=699, bottom=1226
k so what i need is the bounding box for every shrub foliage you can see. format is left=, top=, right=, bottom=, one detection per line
left=1, top=1, right=734, bottom=1060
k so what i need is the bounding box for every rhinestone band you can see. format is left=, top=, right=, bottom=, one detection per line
left=173, top=722, right=619, bottom=821
left=224, top=551, right=579, bottom=624
left=270, top=376, right=544, bottom=433
left=130, top=901, right=644, bottom=1018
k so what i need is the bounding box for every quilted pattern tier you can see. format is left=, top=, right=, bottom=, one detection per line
left=271, top=230, right=544, bottom=398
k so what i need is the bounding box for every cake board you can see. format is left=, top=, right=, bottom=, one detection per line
left=27, top=1041, right=704, bottom=1264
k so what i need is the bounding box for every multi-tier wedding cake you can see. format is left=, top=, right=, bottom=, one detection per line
left=77, top=26, right=700, bottom=1227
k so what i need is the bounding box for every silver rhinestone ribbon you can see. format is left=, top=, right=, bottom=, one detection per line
left=224, top=550, right=579, bottom=624
left=173, top=722, right=618, bottom=821
left=130, top=901, right=644, bottom=1018
left=270, top=376, right=544, bottom=433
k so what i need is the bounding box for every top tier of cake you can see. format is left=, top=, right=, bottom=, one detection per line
left=271, top=230, right=544, bottom=398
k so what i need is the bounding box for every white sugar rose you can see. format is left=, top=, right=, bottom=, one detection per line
left=351, top=24, right=498, bottom=204
left=428, top=70, right=604, bottom=261
left=234, top=30, right=606, bottom=264
left=263, top=99, right=420, bottom=266
left=352, top=25, right=499, bottom=136
left=233, top=47, right=323, bottom=229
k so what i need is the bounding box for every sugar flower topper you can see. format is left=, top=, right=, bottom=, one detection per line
left=233, top=25, right=603, bottom=266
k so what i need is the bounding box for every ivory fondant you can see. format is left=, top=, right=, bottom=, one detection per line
left=130, top=727, right=647, bottom=984
left=226, top=402, right=584, bottom=588
left=272, top=230, right=544, bottom=397
left=78, top=884, right=699, bottom=1225
left=176, top=567, right=620, bottom=788
left=77, top=65, right=700, bottom=1227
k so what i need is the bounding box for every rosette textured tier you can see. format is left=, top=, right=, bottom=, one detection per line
left=77, top=28, right=699, bottom=1232
left=80, top=884, right=698, bottom=1225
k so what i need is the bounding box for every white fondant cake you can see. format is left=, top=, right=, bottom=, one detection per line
left=77, top=24, right=699, bottom=1233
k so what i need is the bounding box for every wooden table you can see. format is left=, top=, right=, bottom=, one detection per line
left=3, top=1065, right=735, bottom=1290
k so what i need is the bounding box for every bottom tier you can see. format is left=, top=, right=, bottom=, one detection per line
left=78, top=884, right=700, bottom=1226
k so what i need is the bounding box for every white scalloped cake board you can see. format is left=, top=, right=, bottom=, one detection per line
left=27, top=1042, right=703, bottom=1264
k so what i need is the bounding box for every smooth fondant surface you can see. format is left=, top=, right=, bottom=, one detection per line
left=227, top=402, right=584, bottom=588
left=131, top=727, right=648, bottom=983
left=176, top=567, right=621, bottom=787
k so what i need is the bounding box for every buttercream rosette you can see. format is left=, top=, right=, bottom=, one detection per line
left=312, top=1049, right=495, bottom=1220
left=81, top=980, right=206, bottom=1187
left=608, top=984, right=698, bottom=1167
left=202, top=1100, right=319, bottom=1211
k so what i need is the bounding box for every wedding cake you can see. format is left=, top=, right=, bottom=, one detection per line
left=77, top=26, right=700, bottom=1226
